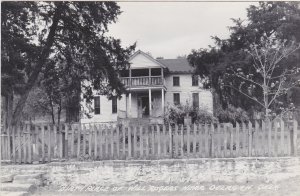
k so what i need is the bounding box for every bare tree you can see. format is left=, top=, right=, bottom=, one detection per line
left=224, top=37, right=300, bottom=117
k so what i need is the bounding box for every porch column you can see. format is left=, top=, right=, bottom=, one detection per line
left=149, top=68, right=151, bottom=85
left=129, top=92, right=132, bottom=117
left=161, top=68, right=164, bottom=85
left=149, top=89, right=152, bottom=117
left=126, top=94, right=128, bottom=118
left=161, top=88, right=164, bottom=116
left=129, top=68, right=132, bottom=86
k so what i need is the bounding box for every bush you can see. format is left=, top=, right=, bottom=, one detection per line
left=164, top=104, right=185, bottom=125
left=164, top=102, right=215, bottom=125
left=216, top=104, right=250, bottom=124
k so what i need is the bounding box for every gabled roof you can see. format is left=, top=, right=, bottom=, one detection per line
left=129, top=50, right=167, bottom=68
left=157, top=58, right=195, bottom=74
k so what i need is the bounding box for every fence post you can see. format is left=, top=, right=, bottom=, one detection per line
left=169, top=124, right=172, bottom=158
left=12, top=126, right=16, bottom=163
left=248, top=121, right=252, bottom=157
left=254, top=121, right=259, bottom=156
left=180, top=125, right=184, bottom=157
left=94, top=125, right=98, bottom=160
left=28, top=125, right=32, bottom=164
left=63, top=124, right=67, bottom=159
left=0, top=128, right=2, bottom=161
left=293, top=119, right=298, bottom=156
left=140, top=125, right=144, bottom=158
left=204, top=123, right=209, bottom=157
left=217, top=124, right=221, bottom=158
left=242, top=122, right=247, bottom=157
left=104, top=127, right=108, bottom=159
left=267, top=118, right=272, bottom=157
left=187, top=124, right=190, bottom=157
left=151, top=125, right=155, bottom=156
left=222, top=124, right=227, bottom=158
left=116, top=125, right=120, bottom=159
left=82, top=125, right=87, bottom=157
left=18, top=125, right=22, bottom=164
left=193, top=124, right=197, bottom=156
left=174, top=124, right=178, bottom=158
left=99, top=126, right=103, bottom=159
left=128, top=126, right=132, bottom=159
left=163, top=125, right=167, bottom=157
left=133, top=126, right=137, bottom=158
left=262, top=120, right=266, bottom=156
left=157, top=125, right=161, bottom=158
left=146, top=126, right=149, bottom=158
left=229, top=123, right=233, bottom=157
left=235, top=122, right=240, bottom=157
left=23, top=125, right=27, bottom=163
left=35, top=125, right=40, bottom=163
left=88, top=125, right=92, bottom=157
left=53, top=125, right=57, bottom=158
left=287, top=124, right=291, bottom=155
left=8, top=126, right=11, bottom=161
left=71, top=125, right=75, bottom=158
left=122, top=126, right=126, bottom=159
left=280, top=119, right=284, bottom=156
left=110, top=127, right=114, bottom=159
left=274, top=119, right=279, bottom=157
left=210, top=123, right=214, bottom=158
left=77, top=124, right=81, bottom=158
left=60, top=124, right=64, bottom=159
left=41, top=125, right=45, bottom=163
left=48, top=125, right=51, bottom=162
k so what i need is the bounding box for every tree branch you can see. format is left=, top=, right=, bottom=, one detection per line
left=224, top=84, right=265, bottom=108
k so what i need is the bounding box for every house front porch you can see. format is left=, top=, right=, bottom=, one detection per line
left=117, top=87, right=166, bottom=121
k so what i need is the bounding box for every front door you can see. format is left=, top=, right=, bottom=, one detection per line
left=141, top=96, right=149, bottom=117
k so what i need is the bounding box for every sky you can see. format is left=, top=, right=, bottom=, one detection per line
left=108, top=2, right=258, bottom=59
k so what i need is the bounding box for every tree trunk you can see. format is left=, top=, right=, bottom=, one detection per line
left=2, top=91, right=14, bottom=131
left=57, top=105, right=61, bottom=126
left=11, top=3, right=63, bottom=126
left=50, top=97, right=55, bottom=125
left=6, top=92, right=13, bottom=128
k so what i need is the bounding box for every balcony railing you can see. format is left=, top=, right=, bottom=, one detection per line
left=120, top=76, right=164, bottom=87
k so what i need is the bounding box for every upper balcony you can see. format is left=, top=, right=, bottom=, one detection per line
left=120, top=68, right=166, bottom=88
left=121, top=76, right=164, bottom=87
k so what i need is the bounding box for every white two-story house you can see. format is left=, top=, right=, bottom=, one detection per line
left=81, top=50, right=213, bottom=124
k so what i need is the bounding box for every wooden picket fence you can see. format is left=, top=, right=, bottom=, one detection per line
left=0, top=118, right=299, bottom=164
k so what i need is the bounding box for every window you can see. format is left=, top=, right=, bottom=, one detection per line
left=173, top=76, right=180, bottom=86
left=112, top=97, right=117, bottom=114
left=94, top=96, right=100, bottom=114
left=192, top=93, right=199, bottom=108
left=173, top=93, right=180, bottom=105
left=192, top=75, right=199, bottom=86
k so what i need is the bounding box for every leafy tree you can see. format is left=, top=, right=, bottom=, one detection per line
left=222, top=38, right=299, bottom=117
left=1, top=2, right=135, bottom=126
left=1, top=1, right=39, bottom=128
left=188, top=2, right=300, bottom=118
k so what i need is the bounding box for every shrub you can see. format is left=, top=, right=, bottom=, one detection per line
left=216, top=104, right=250, bottom=124
left=164, top=101, right=215, bottom=125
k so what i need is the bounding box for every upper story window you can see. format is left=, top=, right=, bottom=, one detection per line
left=173, top=76, right=180, bottom=86
left=192, top=93, right=199, bottom=108
left=192, top=75, right=199, bottom=86
left=94, top=96, right=100, bottom=115
left=173, top=93, right=180, bottom=105
left=112, top=96, right=117, bottom=114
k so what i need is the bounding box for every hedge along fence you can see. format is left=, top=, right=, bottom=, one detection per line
left=0, top=118, right=299, bottom=164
